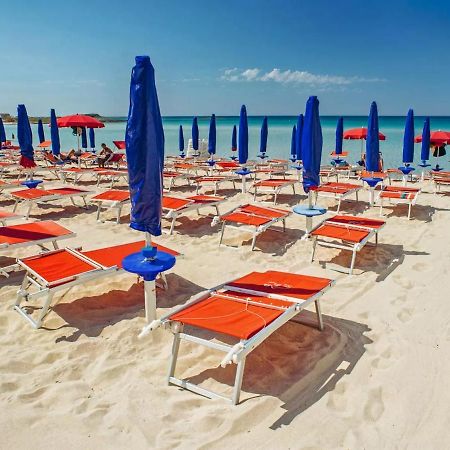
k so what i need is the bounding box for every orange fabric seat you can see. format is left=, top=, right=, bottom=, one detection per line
left=0, top=221, right=72, bottom=245
left=194, top=176, right=228, bottom=182
left=163, top=197, right=192, bottom=210
left=12, top=187, right=88, bottom=200
left=170, top=270, right=331, bottom=339
left=92, top=190, right=130, bottom=202
left=380, top=191, right=416, bottom=200
left=328, top=215, right=385, bottom=229
left=383, top=186, right=419, bottom=193
left=222, top=211, right=271, bottom=227
left=187, top=195, right=224, bottom=203
left=311, top=223, right=369, bottom=243
left=240, top=204, right=289, bottom=218
left=316, top=182, right=360, bottom=194
left=254, top=179, right=296, bottom=187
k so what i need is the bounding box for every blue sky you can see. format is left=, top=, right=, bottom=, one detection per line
left=1, top=0, right=449, bottom=116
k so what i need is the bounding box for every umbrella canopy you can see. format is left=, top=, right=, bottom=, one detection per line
left=178, top=125, right=184, bottom=153
left=208, top=114, right=216, bottom=156
left=414, top=129, right=450, bottom=146
left=238, top=105, right=248, bottom=165
left=344, top=127, right=386, bottom=140
left=192, top=117, right=199, bottom=151
left=125, top=55, right=164, bottom=236
left=302, top=96, right=322, bottom=192
left=365, top=102, right=381, bottom=172
left=0, top=118, right=6, bottom=149
left=89, top=128, right=95, bottom=149
left=17, top=104, right=36, bottom=168
left=335, top=117, right=344, bottom=154
left=57, top=114, right=105, bottom=128
left=290, top=125, right=297, bottom=160
left=402, top=109, right=415, bottom=164
left=81, top=127, right=88, bottom=149
left=295, top=114, right=304, bottom=161
left=231, top=125, right=237, bottom=151
left=37, top=119, right=45, bottom=144
left=260, top=116, right=268, bottom=154
left=50, top=109, right=61, bottom=156
left=420, top=118, right=431, bottom=162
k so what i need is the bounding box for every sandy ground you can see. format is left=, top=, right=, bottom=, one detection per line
left=0, top=169, right=449, bottom=450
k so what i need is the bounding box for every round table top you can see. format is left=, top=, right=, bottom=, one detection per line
left=293, top=205, right=327, bottom=217
left=122, top=248, right=176, bottom=281
left=21, top=179, right=43, bottom=189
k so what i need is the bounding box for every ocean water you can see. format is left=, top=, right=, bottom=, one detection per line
left=4, top=116, right=450, bottom=169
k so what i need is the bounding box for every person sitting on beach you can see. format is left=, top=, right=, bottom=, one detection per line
left=97, top=143, right=113, bottom=168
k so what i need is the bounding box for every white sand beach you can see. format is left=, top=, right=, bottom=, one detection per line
left=1, top=174, right=449, bottom=450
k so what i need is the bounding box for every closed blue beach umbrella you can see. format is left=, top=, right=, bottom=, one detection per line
left=402, top=109, right=415, bottom=164
left=208, top=114, right=216, bottom=156
left=37, top=119, right=45, bottom=144
left=0, top=118, right=6, bottom=149
left=89, top=128, right=96, bottom=150
left=260, top=116, right=268, bottom=155
left=192, top=117, right=199, bottom=151
left=365, top=101, right=380, bottom=172
left=81, top=127, right=88, bottom=149
left=290, top=125, right=297, bottom=161
left=178, top=125, right=184, bottom=154
left=231, top=125, right=237, bottom=151
left=238, top=105, right=248, bottom=165
left=302, top=96, right=322, bottom=192
left=122, top=55, right=175, bottom=325
left=125, top=55, right=165, bottom=236
left=17, top=104, right=36, bottom=168
left=335, top=116, right=343, bottom=154
left=295, top=114, right=304, bottom=161
left=50, top=108, right=61, bottom=156
left=420, top=117, right=431, bottom=162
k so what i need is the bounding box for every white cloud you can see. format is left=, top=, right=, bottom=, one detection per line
left=220, top=67, right=385, bottom=86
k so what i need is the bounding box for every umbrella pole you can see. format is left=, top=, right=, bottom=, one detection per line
left=144, top=231, right=156, bottom=323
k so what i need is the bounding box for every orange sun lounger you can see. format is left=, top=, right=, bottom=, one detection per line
left=250, top=178, right=297, bottom=204
left=215, top=204, right=291, bottom=250
left=163, top=170, right=193, bottom=191
left=314, top=182, right=362, bottom=213
left=0, top=220, right=75, bottom=276
left=139, top=270, right=334, bottom=405
left=192, top=175, right=238, bottom=195
left=11, top=187, right=91, bottom=219
left=15, top=240, right=179, bottom=329
left=90, top=189, right=131, bottom=223
left=377, top=186, right=420, bottom=219
left=308, top=214, right=386, bottom=274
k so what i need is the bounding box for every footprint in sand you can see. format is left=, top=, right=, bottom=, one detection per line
left=371, top=348, right=393, bottom=369
left=397, top=307, right=414, bottom=323
left=411, top=262, right=432, bottom=272
left=363, top=387, right=385, bottom=422
left=392, top=274, right=413, bottom=289
left=327, top=380, right=348, bottom=412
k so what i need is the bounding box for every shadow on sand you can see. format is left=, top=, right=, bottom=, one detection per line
left=184, top=311, right=371, bottom=428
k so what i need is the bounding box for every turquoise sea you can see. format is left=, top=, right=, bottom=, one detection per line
left=4, top=116, right=450, bottom=169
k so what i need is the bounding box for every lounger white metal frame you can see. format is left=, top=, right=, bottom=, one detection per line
left=215, top=204, right=290, bottom=251
left=250, top=179, right=297, bottom=204
left=192, top=175, right=238, bottom=195
left=376, top=187, right=420, bottom=220
left=314, top=183, right=362, bottom=213
left=307, top=217, right=386, bottom=275
left=139, top=273, right=334, bottom=405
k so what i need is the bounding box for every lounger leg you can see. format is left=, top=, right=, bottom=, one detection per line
left=116, top=206, right=122, bottom=224
left=52, top=241, right=59, bottom=250
left=349, top=249, right=357, bottom=275
left=314, top=300, right=324, bottom=331
left=35, top=292, right=55, bottom=329
left=408, top=203, right=412, bottom=220
left=231, top=357, right=246, bottom=405
left=25, top=202, right=33, bottom=220
left=219, top=222, right=226, bottom=246
left=311, top=237, right=317, bottom=262
left=169, top=217, right=176, bottom=235
left=356, top=191, right=359, bottom=202
left=96, top=204, right=102, bottom=221
left=167, top=332, right=182, bottom=382
left=251, top=233, right=258, bottom=251
left=253, top=187, right=257, bottom=201
left=336, top=199, right=341, bottom=213
left=12, top=200, right=19, bottom=212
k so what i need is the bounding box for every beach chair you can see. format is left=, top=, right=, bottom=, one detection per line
left=59, top=167, right=100, bottom=184
left=308, top=215, right=386, bottom=274
left=0, top=209, right=23, bottom=226
left=215, top=204, right=290, bottom=250
left=163, top=194, right=225, bottom=235
left=140, top=270, right=334, bottom=404
left=192, top=175, right=237, bottom=195
left=432, top=173, right=450, bottom=193
left=91, top=190, right=131, bottom=223
left=377, top=186, right=420, bottom=219
left=14, top=240, right=179, bottom=329
left=250, top=178, right=296, bottom=204
left=11, top=187, right=91, bottom=219
left=0, top=179, right=23, bottom=195
left=314, top=182, right=362, bottom=213
left=163, top=170, right=191, bottom=191
left=0, top=220, right=75, bottom=276
left=95, top=169, right=128, bottom=188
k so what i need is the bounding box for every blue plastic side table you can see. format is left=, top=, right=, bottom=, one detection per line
left=122, top=246, right=176, bottom=322
left=21, top=179, right=43, bottom=189
left=293, top=204, right=327, bottom=234
left=361, top=177, right=383, bottom=206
